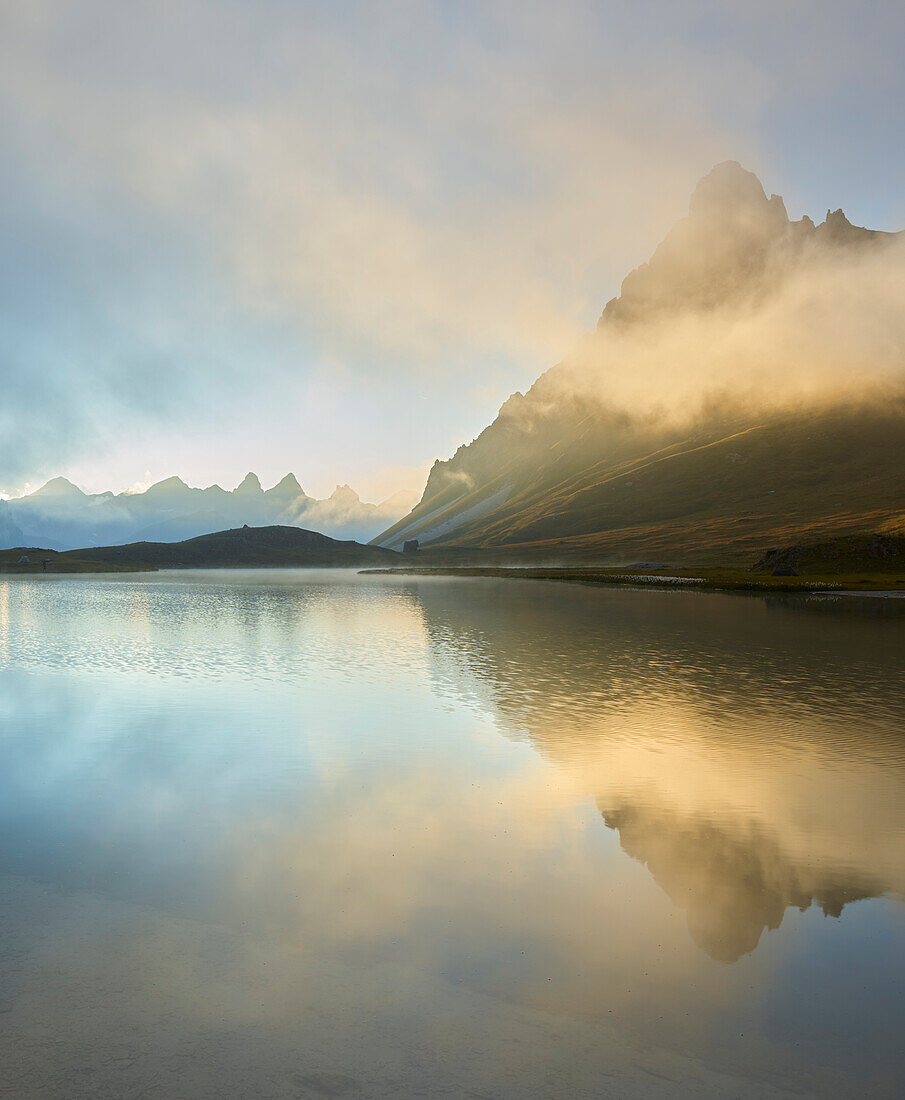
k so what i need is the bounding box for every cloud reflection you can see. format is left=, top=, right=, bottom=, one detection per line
left=1, top=574, right=905, bottom=1095
left=411, top=579, right=905, bottom=961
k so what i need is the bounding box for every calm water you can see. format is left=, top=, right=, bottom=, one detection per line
left=1, top=571, right=904, bottom=1099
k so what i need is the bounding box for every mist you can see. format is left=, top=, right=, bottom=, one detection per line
left=5, top=1, right=905, bottom=495
left=534, top=198, right=905, bottom=432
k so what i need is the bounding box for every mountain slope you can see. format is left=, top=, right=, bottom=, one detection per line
left=375, top=162, right=905, bottom=562
left=0, top=502, right=24, bottom=548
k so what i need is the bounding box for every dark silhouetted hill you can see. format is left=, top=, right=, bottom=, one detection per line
left=63, top=525, right=400, bottom=569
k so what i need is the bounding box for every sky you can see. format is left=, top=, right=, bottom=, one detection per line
left=2, top=0, right=904, bottom=501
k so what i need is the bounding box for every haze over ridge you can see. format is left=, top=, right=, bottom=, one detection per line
left=0, top=470, right=417, bottom=551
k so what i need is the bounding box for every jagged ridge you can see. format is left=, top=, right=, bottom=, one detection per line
left=3, top=472, right=417, bottom=551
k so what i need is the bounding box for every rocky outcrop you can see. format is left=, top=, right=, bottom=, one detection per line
left=752, top=535, right=905, bottom=575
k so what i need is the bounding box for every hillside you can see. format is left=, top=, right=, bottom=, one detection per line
left=0, top=548, right=145, bottom=573
left=1, top=527, right=399, bottom=573
left=375, top=162, right=905, bottom=564
left=62, top=525, right=400, bottom=570
left=378, top=402, right=905, bottom=564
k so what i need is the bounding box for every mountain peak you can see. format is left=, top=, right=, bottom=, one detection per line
left=267, top=472, right=305, bottom=497
left=235, top=472, right=263, bottom=495
left=330, top=484, right=361, bottom=503
left=30, top=476, right=85, bottom=499
left=144, top=476, right=190, bottom=497
left=822, top=208, right=857, bottom=239
left=688, top=161, right=772, bottom=221
left=597, top=160, right=796, bottom=328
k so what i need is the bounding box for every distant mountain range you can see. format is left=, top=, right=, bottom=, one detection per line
left=0, top=472, right=417, bottom=551
left=375, top=162, right=905, bottom=563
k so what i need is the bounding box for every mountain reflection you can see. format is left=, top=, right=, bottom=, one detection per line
left=409, top=579, right=905, bottom=961
left=599, top=804, right=882, bottom=961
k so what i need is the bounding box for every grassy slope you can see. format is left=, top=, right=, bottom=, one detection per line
left=388, top=403, right=905, bottom=565
left=0, top=548, right=144, bottom=573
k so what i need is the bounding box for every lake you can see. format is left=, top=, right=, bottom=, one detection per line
left=1, top=571, right=903, bottom=1098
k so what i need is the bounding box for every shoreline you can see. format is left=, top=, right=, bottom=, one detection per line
left=358, top=565, right=905, bottom=596
left=4, top=563, right=905, bottom=597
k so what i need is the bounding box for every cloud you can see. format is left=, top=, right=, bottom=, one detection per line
left=3, top=1, right=741, bottom=358
left=0, top=0, right=741, bottom=485
left=2, top=0, right=904, bottom=489
left=587, top=240, right=905, bottom=425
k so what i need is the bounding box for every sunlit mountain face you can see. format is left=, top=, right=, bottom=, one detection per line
left=377, top=163, right=905, bottom=561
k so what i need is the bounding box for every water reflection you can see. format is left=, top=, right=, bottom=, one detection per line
left=411, top=579, right=905, bottom=962
left=0, top=572, right=904, bottom=1097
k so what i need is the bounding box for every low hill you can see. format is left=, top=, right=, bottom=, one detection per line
left=63, top=525, right=400, bottom=570
left=1, top=527, right=400, bottom=573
